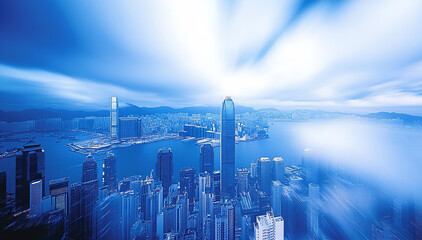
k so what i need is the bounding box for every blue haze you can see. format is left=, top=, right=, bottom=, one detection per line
left=1, top=121, right=421, bottom=200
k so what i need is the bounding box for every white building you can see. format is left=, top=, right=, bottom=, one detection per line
left=30, top=180, right=43, bottom=218
left=254, top=211, right=284, bottom=240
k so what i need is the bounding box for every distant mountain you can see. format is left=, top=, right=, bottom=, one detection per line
left=361, top=112, right=422, bottom=125
left=0, top=104, right=256, bottom=122
left=120, top=104, right=255, bottom=116
left=0, top=108, right=108, bottom=122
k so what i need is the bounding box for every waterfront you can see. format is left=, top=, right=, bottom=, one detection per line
left=1, top=120, right=422, bottom=199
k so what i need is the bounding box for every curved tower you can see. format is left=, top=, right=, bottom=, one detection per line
left=220, top=96, right=235, bottom=198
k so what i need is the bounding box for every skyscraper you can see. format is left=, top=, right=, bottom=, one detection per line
left=70, top=183, right=82, bottom=240
left=271, top=181, right=282, bottom=217
left=176, top=193, right=188, bottom=234
left=121, top=190, right=136, bottom=240
left=220, top=96, right=236, bottom=199
left=82, top=154, right=99, bottom=240
left=103, top=152, right=117, bottom=194
left=49, top=177, right=69, bottom=214
left=302, top=148, right=318, bottom=184
left=215, top=200, right=235, bottom=240
left=308, top=183, right=320, bottom=239
left=258, top=157, right=272, bottom=196
left=199, top=172, right=211, bottom=236
left=156, top=148, right=173, bottom=198
left=15, top=141, right=45, bottom=211
left=254, top=211, right=284, bottom=240
left=29, top=179, right=42, bottom=218
left=179, top=168, right=195, bottom=212
left=237, top=168, right=249, bottom=195
left=213, top=171, right=221, bottom=202
left=93, top=193, right=122, bottom=240
left=272, top=157, right=284, bottom=182
left=110, top=96, right=119, bottom=138
left=119, top=117, right=142, bottom=139
left=200, top=143, right=214, bottom=174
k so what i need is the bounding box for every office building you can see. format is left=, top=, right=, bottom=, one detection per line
left=308, top=183, right=320, bottom=239
left=213, top=171, right=221, bottom=202
left=258, top=157, right=272, bottom=196
left=271, top=181, right=282, bottom=217
left=103, top=152, right=117, bottom=194
left=82, top=154, right=99, bottom=240
left=110, top=96, right=119, bottom=137
left=272, top=157, right=284, bottom=182
left=241, top=215, right=252, bottom=240
left=179, top=168, right=195, bottom=212
left=15, top=141, right=45, bottom=211
left=254, top=211, right=284, bottom=240
left=94, top=193, right=122, bottom=240
left=49, top=177, right=69, bottom=214
left=200, top=143, right=214, bottom=174
left=119, top=117, right=142, bottom=139
left=70, top=183, right=82, bottom=239
left=215, top=200, right=235, bottom=240
left=156, top=148, right=173, bottom=198
left=176, top=193, right=188, bottom=234
left=302, top=148, right=318, bottom=184
left=29, top=179, right=43, bottom=218
left=199, top=173, right=212, bottom=230
left=42, top=195, right=55, bottom=214
left=121, top=190, right=136, bottom=240
left=237, top=168, right=249, bottom=195
left=221, top=96, right=236, bottom=199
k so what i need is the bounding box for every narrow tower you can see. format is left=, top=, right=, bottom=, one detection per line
left=220, top=96, right=235, bottom=199
left=110, top=96, right=119, bottom=138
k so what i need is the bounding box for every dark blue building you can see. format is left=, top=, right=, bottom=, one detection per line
left=199, top=143, right=214, bottom=174
left=15, top=141, right=45, bottom=211
left=156, top=148, right=173, bottom=198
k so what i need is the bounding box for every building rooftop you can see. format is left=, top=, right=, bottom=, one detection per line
left=258, top=157, right=271, bottom=162
left=159, top=148, right=172, bottom=153
left=49, top=177, right=69, bottom=185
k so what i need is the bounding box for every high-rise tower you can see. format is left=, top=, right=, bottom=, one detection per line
left=156, top=148, right=173, bottom=198
left=200, top=143, right=214, bottom=174
left=103, top=152, right=117, bottom=194
left=15, top=141, right=45, bottom=211
left=110, top=96, right=119, bottom=138
left=81, top=154, right=99, bottom=240
left=220, top=96, right=235, bottom=199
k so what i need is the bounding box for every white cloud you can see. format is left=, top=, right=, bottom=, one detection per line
left=3, top=0, right=422, bottom=112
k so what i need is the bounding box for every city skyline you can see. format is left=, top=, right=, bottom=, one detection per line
left=1, top=1, right=422, bottom=115
left=1, top=1, right=421, bottom=239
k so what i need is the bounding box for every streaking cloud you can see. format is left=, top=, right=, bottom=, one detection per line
left=1, top=0, right=422, bottom=113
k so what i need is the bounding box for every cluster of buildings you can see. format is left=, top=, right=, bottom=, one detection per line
left=0, top=97, right=284, bottom=239
left=1, top=96, right=420, bottom=239
left=0, top=97, right=269, bottom=145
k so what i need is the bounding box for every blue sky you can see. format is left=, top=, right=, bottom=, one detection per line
left=1, top=0, right=422, bottom=114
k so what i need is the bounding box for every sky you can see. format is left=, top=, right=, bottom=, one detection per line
left=1, top=0, right=422, bottom=114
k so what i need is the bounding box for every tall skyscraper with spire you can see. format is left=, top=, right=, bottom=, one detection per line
left=110, top=96, right=119, bottom=138
left=220, top=96, right=236, bottom=199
